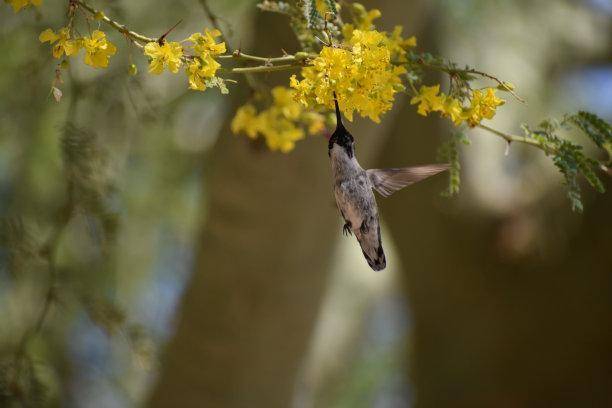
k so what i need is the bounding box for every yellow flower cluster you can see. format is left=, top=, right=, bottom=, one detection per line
left=39, top=28, right=117, bottom=69
left=290, top=28, right=414, bottom=123
left=143, top=29, right=226, bottom=92
left=340, top=1, right=418, bottom=62
left=5, top=0, right=40, bottom=12
left=81, top=30, right=117, bottom=68
left=39, top=27, right=79, bottom=59
left=38, top=23, right=226, bottom=91
left=186, top=29, right=226, bottom=91
left=410, top=85, right=505, bottom=127
left=144, top=42, right=183, bottom=74
left=343, top=3, right=381, bottom=31
left=231, top=87, right=326, bottom=153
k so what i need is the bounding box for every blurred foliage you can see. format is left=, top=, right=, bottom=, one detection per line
left=520, top=113, right=610, bottom=212
left=0, top=0, right=238, bottom=404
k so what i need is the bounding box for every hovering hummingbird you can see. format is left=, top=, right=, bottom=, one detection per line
left=328, top=95, right=449, bottom=271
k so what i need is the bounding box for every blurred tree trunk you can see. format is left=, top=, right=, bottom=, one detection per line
left=149, top=11, right=341, bottom=408
left=150, top=122, right=335, bottom=408
left=379, top=30, right=612, bottom=408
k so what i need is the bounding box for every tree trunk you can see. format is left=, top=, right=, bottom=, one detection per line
left=378, top=59, right=612, bottom=408
left=149, top=11, right=348, bottom=407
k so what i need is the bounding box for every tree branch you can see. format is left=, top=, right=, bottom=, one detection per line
left=477, top=123, right=551, bottom=151
left=75, top=0, right=310, bottom=75
left=75, top=0, right=155, bottom=46
left=230, top=64, right=302, bottom=74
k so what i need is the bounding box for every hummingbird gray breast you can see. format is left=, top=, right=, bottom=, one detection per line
left=330, top=143, right=386, bottom=271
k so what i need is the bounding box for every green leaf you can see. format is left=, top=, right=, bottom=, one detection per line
left=303, top=0, right=322, bottom=29
left=437, top=132, right=464, bottom=197
left=324, top=0, right=337, bottom=15
left=565, top=111, right=612, bottom=159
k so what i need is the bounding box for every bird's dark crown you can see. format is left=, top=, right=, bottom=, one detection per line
left=328, top=95, right=355, bottom=158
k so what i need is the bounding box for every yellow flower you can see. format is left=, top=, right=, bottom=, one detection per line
left=186, top=55, right=221, bottom=91
left=6, top=0, right=41, bottom=12
left=187, top=28, right=226, bottom=57
left=144, top=41, right=183, bottom=74
left=441, top=95, right=464, bottom=125
left=231, top=105, right=260, bottom=139
left=291, top=29, right=406, bottom=123
left=342, top=3, right=382, bottom=40
left=271, top=86, right=301, bottom=120
left=231, top=87, right=326, bottom=152
left=81, top=30, right=116, bottom=68
left=39, top=27, right=80, bottom=59
left=410, top=85, right=505, bottom=127
left=304, top=112, right=326, bottom=135
left=462, top=88, right=505, bottom=127
left=352, top=3, right=381, bottom=30
left=257, top=108, right=305, bottom=153
left=387, top=26, right=416, bottom=62
left=410, top=85, right=444, bottom=116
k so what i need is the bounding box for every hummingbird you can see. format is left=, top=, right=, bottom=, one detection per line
left=328, top=95, right=449, bottom=271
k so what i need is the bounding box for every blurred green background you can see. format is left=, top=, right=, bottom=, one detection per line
left=1, top=0, right=611, bottom=407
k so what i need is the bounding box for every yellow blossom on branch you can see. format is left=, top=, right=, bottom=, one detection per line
left=231, top=87, right=326, bottom=153
left=341, top=4, right=415, bottom=64
left=187, top=28, right=226, bottom=57
left=183, top=28, right=226, bottom=92
left=462, top=88, right=505, bottom=127
left=39, top=27, right=80, bottom=59
left=186, top=55, right=221, bottom=91
left=231, top=105, right=260, bottom=139
left=341, top=3, right=382, bottom=41
left=290, top=29, right=406, bottom=123
left=5, top=0, right=41, bottom=12
left=410, top=85, right=444, bottom=116
left=144, top=41, right=183, bottom=74
left=387, top=26, right=417, bottom=62
left=350, top=3, right=381, bottom=30
left=441, top=95, right=464, bottom=125
left=81, top=30, right=117, bottom=68
left=411, top=85, right=505, bottom=127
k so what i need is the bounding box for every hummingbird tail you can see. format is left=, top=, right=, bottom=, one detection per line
left=357, top=224, right=386, bottom=271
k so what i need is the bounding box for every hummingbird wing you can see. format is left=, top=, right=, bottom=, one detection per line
left=367, top=164, right=450, bottom=197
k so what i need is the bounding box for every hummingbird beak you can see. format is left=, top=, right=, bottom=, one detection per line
left=333, top=91, right=343, bottom=128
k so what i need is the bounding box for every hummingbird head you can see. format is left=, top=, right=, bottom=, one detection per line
left=328, top=94, right=355, bottom=158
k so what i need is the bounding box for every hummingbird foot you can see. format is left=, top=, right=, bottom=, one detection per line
left=343, top=222, right=352, bottom=236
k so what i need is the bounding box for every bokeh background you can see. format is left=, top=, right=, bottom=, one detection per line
left=1, top=0, right=611, bottom=407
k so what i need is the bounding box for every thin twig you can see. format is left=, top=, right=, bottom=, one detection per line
left=218, top=52, right=300, bottom=64
left=462, top=68, right=525, bottom=103
left=198, top=0, right=232, bottom=52
left=417, top=59, right=525, bottom=103
left=477, top=124, right=548, bottom=150
left=75, top=0, right=155, bottom=45
left=231, top=64, right=302, bottom=74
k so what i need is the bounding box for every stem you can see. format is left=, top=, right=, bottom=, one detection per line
left=477, top=124, right=555, bottom=153
left=230, top=64, right=302, bottom=74
left=75, top=0, right=155, bottom=45
left=463, top=68, right=525, bottom=103
left=218, top=52, right=299, bottom=64
left=417, top=59, right=525, bottom=103
left=198, top=0, right=232, bottom=52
